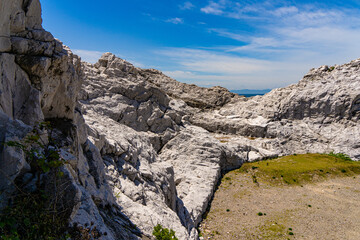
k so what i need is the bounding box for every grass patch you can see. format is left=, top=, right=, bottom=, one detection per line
left=258, top=221, right=287, bottom=239
left=255, top=211, right=296, bottom=239
left=238, top=154, right=360, bottom=185
left=232, top=189, right=250, bottom=199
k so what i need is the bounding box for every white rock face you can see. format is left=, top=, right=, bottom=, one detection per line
left=78, top=53, right=359, bottom=239
left=0, top=1, right=82, bottom=124
left=192, top=61, right=360, bottom=160
left=159, top=125, right=243, bottom=225
left=0, top=0, right=81, bottom=204
left=0, top=1, right=140, bottom=239
left=0, top=1, right=359, bottom=240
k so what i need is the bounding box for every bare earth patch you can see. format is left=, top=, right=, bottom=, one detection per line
left=199, top=155, right=360, bottom=240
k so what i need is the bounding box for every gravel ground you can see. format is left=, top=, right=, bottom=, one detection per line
left=199, top=172, right=360, bottom=240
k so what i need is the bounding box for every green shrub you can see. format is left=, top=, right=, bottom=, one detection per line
left=252, top=175, right=258, bottom=183
left=0, top=122, right=72, bottom=239
left=4, top=122, right=66, bottom=177
left=0, top=190, right=69, bottom=240
left=153, top=224, right=178, bottom=240
left=328, top=152, right=352, bottom=161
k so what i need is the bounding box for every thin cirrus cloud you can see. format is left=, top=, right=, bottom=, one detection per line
left=179, top=2, right=195, bottom=10
left=72, top=49, right=103, bottom=63
left=165, top=17, right=184, bottom=24
left=200, top=1, right=225, bottom=15
left=153, top=0, right=360, bottom=89
left=71, top=0, right=360, bottom=90
left=156, top=47, right=307, bottom=89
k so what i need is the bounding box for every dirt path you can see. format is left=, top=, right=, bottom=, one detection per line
left=199, top=172, right=360, bottom=240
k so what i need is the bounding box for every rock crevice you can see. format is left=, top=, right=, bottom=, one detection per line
left=0, top=1, right=359, bottom=239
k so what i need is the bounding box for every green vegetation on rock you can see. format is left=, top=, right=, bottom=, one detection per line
left=153, top=224, right=178, bottom=240
left=237, top=153, right=360, bottom=185
left=0, top=122, right=100, bottom=240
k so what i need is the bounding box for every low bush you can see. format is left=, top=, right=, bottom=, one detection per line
left=0, top=122, right=75, bottom=239
left=153, top=224, right=178, bottom=240
left=328, top=152, right=352, bottom=161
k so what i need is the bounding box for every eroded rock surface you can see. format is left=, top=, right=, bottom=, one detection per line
left=78, top=52, right=359, bottom=239
left=0, top=1, right=359, bottom=240
left=192, top=61, right=360, bottom=161
left=78, top=54, right=244, bottom=239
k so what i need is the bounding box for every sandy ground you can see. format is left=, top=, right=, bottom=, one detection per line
left=199, top=172, right=360, bottom=240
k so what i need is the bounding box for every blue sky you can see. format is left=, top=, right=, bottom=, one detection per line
left=41, top=0, right=360, bottom=90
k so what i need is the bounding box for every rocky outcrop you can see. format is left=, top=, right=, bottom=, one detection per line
left=0, top=0, right=82, bottom=125
left=78, top=53, right=245, bottom=239
left=0, top=1, right=140, bottom=239
left=78, top=52, right=359, bottom=239
left=86, top=52, right=237, bottom=110
left=191, top=61, right=360, bottom=160
left=140, top=68, right=238, bottom=109
left=0, top=1, right=359, bottom=240
left=0, top=0, right=82, bottom=203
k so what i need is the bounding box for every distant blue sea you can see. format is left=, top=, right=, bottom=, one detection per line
left=230, top=89, right=271, bottom=97
left=240, top=93, right=265, bottom=97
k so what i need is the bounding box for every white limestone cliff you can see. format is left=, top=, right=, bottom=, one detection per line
left=0, top=1, right=359, bottom=240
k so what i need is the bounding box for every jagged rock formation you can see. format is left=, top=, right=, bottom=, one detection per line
left=192, top=62, right=360, bottom=160
left=0, top=0, right=82, bottom=201
left=78, top=53, right=244, bottom=238
left=77, top=52, right=360, bottom=239
left=0, top=1, right=142, bottom=239
left=139, top=68, right=238, bottom=109
left=0, top=1, right=359, bottom=240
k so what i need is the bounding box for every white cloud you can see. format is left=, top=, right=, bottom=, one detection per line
left=201, top=1, right=225, bottom=15
left=157, top=2, right=360, bottom=89
left=72, top=49, right=146, bottom=68
left=166, top=17, right=184, bottom=24
left=163, top=70, right=196, bottom=80
left=155, top=47, right=311, bottom=89
left=74, top=1, right=360, bottom=89
left=157, top=48, right=273, bottom=75
left=209, top=28, right=248, bottom=42
left=179, top=2, right=195, bottom=10
left=203, top=2, right=360, bottom=59
left=272, top=6, right=298, bottom=16
left=72, top=49, right=103, bottom=63
left=155, top=37, right=360, bottom=89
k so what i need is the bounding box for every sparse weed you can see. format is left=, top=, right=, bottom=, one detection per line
left=328, top=152, right=352, bottom=161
